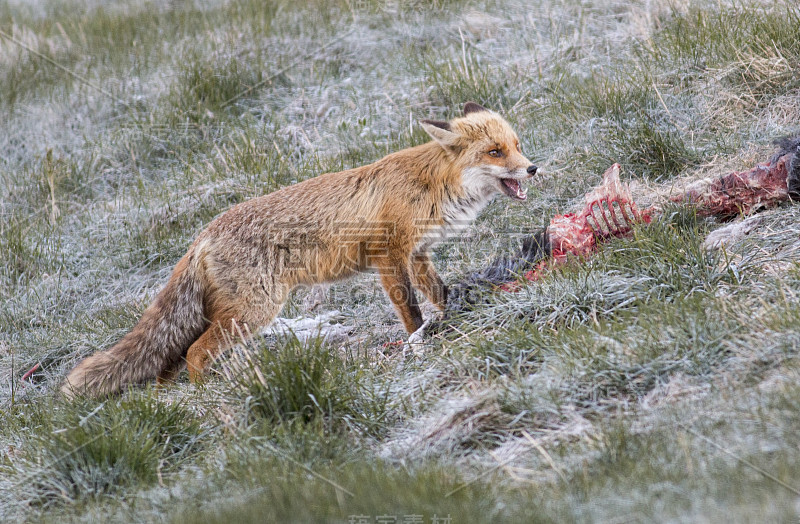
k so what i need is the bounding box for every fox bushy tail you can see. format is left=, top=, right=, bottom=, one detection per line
left=61, top=255, right=207, bottom=398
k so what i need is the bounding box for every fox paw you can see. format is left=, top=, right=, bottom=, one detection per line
left=404, top=318, right=433, bottom=356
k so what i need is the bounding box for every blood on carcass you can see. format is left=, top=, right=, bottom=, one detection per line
left=671, top=152, right=793, bottom=219
left=460, top=140, right=799, bottom=302
left=500, top=164, right=652, bottom=290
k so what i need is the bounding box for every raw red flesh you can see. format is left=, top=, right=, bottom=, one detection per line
left=502, top=151, right=793, bottom=290
left=671, top=152, right=793, bottom=218
left=501, top=164, right=652, bottom=290
left=548, top=164, right=651, bottom=260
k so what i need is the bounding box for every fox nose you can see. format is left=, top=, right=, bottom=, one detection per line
left=527, top=164, right=538, bottom=175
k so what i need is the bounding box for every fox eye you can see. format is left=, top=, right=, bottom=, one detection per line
left=516, top=142, right=522, bottom=153
left=487, top=149, right=502, bottom=158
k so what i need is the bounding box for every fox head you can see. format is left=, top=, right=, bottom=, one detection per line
left=421, top=102, right=537, bottom=201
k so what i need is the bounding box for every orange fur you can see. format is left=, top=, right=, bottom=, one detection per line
left=61, top=103, right=535, bottom=397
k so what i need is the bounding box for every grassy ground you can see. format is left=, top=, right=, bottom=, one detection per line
left=1, top=0, right=800, bottom=521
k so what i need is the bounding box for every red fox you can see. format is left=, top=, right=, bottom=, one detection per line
left=61, top=102, right=537, bottom=397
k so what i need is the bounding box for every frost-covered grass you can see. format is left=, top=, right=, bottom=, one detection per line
left=2, top=0, right=800, bottom=521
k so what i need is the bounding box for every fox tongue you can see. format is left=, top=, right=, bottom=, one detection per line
left=502, top=178, right=527, bottom=200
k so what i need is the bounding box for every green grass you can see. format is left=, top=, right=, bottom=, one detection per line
left=593, top=206, right=744, bottom=296
left=9, top=394, right=205, bottom=507
left=169, top=51, right=268, bottom=123
left=652, top=3, right=800, bottom=95
left=176, top=458, right=527, bottom=524
left=539, top=53, right=705, bottom=180
left=414, top=45, right=527, bottom=114
left=0, top=213, right=60, bottom=291
left=589, top=117, right=703, bottom=181
left=225, top=334, right=391, bottom=439
left=0, top=1, right=284, bottom=113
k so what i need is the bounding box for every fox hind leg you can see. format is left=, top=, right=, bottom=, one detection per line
left=156, top=363, right=184, bottom=386
left=185, top=287, right=285, bottom=383
left=185, top=321, right=235, bottom=383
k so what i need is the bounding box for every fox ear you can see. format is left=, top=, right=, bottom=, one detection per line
left=463, top=102, right=489, bottom=115
left=420, top=119, right=461, bottom=150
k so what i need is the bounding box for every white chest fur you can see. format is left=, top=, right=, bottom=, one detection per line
left=416, top=166, right=499, bottom=252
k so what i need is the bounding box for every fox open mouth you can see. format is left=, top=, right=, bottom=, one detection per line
left=501, top=178, right=527, bottom=200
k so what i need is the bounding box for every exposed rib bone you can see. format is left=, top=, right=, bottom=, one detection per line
left=473, top=138, right=799, bottom=295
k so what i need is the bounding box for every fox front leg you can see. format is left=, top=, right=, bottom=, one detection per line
left=377, top=260, right=424, bottom=334
left=410, top=253, right=448, bottom=311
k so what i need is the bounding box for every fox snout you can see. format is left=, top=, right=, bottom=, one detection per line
left=499, top=168, right=529, bottom=200
left=499, top=162, right=537, bottom=201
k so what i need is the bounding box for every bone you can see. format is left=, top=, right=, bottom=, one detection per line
left=549, top=164, right=651, bottom=259
left=452, top=138, right=799, bottom=300
left=526, top=142, right=800, bottom=284
left=507, top=164, right=652, bottom=286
